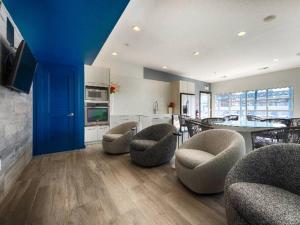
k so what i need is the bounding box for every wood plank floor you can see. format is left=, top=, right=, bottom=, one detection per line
left=0, top=144, right=227, bottom=225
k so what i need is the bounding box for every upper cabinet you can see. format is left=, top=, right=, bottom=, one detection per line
left=179, top=80, right=195, bottom=94
left=84, top=65, right=110, bottom=86
left=170, top=80, right=196, bottom=114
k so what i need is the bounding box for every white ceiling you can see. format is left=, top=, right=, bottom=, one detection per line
left=93, top=0, right=300, bottom=83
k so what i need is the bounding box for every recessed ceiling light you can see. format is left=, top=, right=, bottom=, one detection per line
left=162, top=66, right=168, bottom=69
left=273, top=58, right=279, bottom=62
left=132, top=26, right=141, bottom=32
left=264, top=15, right=277, bottom=23
left=193, top=51, right=200, bottom=56
left=238, top=31, right=246, bottom=37
left=112, top=52, right=118, bottom=56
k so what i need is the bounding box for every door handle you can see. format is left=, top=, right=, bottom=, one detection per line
left=67, top=113, right=74, bottom=117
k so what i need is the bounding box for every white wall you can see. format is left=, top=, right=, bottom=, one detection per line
left=96, top=60, right=171, bottom=115
left=211, top=67, right=300, bottom=117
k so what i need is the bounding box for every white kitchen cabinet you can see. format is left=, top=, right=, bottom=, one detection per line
left=84, top=65, right=110, bottom=86
left=110, top=115, right=140, bottom=129
left=85, top=126, right=98, bottom=143
left=140, top=116, right=152, bottom=129
left=97, top=126, right=110, bottom=140
left=179, top=81, right=187, bottom=93
left=187, top=81, right=195, bottom=94
left=110, top=114, right=172, bottom=132
left=179, top=81, right=195, bottom=94
left=151, top=116, right=172, bottom=125
left=171, top=80, right=195, bottom=114
left=85, top=125, right=110, bottom=143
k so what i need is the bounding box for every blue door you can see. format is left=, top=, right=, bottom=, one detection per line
left=33, top=63, right=84, bottom=155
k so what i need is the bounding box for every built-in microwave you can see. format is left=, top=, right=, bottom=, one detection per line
left=85, top=102, right=109, bottom=126
left=85, top=85, right=109, bottom=101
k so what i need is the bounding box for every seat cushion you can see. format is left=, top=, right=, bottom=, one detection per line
left=175, top=149, right=214, bottom=169
left=228, top=182, right=300, bottom=225
left=130, top=139, right=157, bottom=151
left=103, top=134, right=123, bottom=142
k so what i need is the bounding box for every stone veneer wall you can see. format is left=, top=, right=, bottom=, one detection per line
left=0, top=4, right=32, bottom=203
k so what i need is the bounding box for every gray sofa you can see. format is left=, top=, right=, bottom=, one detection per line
left=225, top=144, right=300, bottom=225
left=129, top=123, right=177, bottom=167
left=175, top=129, right=245, bottom=194
left=102, top=121, right=138, bottom=154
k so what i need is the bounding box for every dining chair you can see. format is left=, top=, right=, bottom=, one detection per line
left=201, top=117, right=225, bottom=125
left=251, top=127, right=300, bottom=149
left=262, top=118, right=291, bottom=127
left=224, top=115, right=239, bottom=121
left=178, top=115, right=189, bottom=143
left=172, top=114, right=182, bottom=148
left=185, top=119, right=213, bottom=137
left=246, top=115, right=263, bottom=121
left=290, top=118, right=300, bottom=127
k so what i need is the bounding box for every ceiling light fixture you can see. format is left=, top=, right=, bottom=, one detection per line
left=238, top=31, right=247, bottom=37
left=193, top=51, right=200, bottom=56
left=273, top=58, right=279, bottom=62
left=162, top=66, right=168, bottom=69
left=132, top=26, right=141, bottom=32
left=112, top=52, right=118, bottom=56
left=264, top=15, right=277, bottom=22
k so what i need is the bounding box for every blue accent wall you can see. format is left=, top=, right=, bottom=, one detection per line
left=3, top=0, right=130, bottom=65
left=74, top=64, right=85, bottom=149
left=3, top=0, right=129, bottom=153
left=33, top=62, right=85, bottom=155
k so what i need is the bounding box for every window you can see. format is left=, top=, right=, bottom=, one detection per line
left=214, top=87, right=293, bottom=119
left=231, top=92, right=246, bottom=118
left=267, top=87, right=293, bottom=118
left=215, top=94, right=230, bottom=117
left=200, top=92, right=211, bottom=119
left=255, top=90, right=267, bottom=118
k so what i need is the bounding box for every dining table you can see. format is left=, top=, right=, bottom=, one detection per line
left=212, top=120, right=286, bottom=152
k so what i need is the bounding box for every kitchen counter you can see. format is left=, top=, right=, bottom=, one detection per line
left=110, top=114, right=172, bottom=131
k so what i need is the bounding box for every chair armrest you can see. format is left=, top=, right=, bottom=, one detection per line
left=146, top=132, right=177, bottom=154
left=131, top=127, right=137, bottom=135
left=180, top=133, right=204, bottom=149
left=225, top=144, right=300, bottom=196
left=173, top=131, right=182, bottom=136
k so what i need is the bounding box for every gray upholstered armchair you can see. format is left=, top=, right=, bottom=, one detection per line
left=225, top=144, right=300, bottom=225
left=102, top=121, right=138, bottom=154
left=129, top=123, right=177, bottom=167
left=175, top=129, right=245, bottom=194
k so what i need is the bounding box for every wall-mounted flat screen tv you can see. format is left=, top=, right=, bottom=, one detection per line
left=6, top=40, right=37, bottom=94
